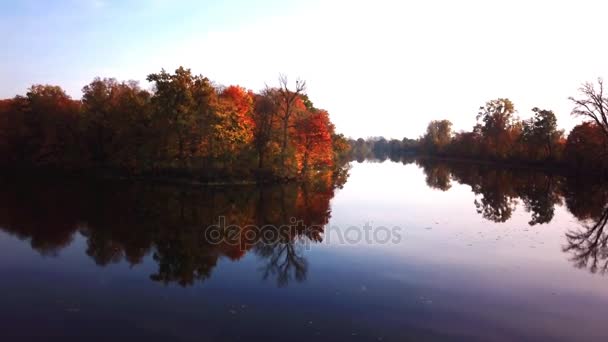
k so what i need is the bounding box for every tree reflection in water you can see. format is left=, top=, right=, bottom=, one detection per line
left=256, top=239, right=308, bottom=287
left=2, top=159, right=608, bottom=279
left=561, top=178, right=608, bottom=275
left=563, top=208, right=608, bottom=274
left=0, top=166, right=347, bottom=287
left=415, top=158, right=608, bottom=276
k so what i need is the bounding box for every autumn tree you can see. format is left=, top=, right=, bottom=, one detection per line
left=294, top=109, right=333, bottom=175
left=421, top=120, right=453, bottom=154
left=332, top=133, right=351, bottom=164
left=81, top=78, right=118, bottom=165
left=147, top=67, right=215, bottom=168
left=212, top=85, right=255, bottom=167
left=0, top=67, right=346, bottom=181
left=448, top=131, right=482, bottom=157
left=0, top=99, right=18, bottom=165
left=81, top=78, right=152, bottom=170
left=277, top=75, right=307, bottom=175
left=0, top=85, right=82, bottom=168
left=521, top=107, right=563, bottom=160
left=476, top=98, right=518, bottom=159
left=569, top=78, right=608, bottom=143
left=564, top=122, right=608, bottom=171
left=252, top=89, right=279, bottom=171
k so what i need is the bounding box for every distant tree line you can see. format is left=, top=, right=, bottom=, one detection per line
left=0, top=67, right=350, bottom=182
left=349, top=78, right=608, bottom=174
left=348, top=137, right=418, bottom=162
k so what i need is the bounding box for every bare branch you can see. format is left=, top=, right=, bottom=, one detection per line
left=570, top=78, right=608, bottom=140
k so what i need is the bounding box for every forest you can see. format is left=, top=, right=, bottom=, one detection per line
left=0, top=67, right=350, bottom=183
left=349, top=78, right=608, bottom=174
left=3, top=71, right=607, bottom=180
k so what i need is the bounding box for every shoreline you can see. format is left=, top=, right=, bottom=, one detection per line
left=387, top=154, right=608, bottom=177
left=0, top=167, right=322, bottom=187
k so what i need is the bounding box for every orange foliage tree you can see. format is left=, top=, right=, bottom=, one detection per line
left=0, top=67, right=346, bottom=182
left=293, top=109, right=334, bottom=175
left=212, top=85, right=255, bottom=159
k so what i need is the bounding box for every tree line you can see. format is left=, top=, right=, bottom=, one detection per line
left=0, top=67, right=350, bottom=182
left=348, top=136, right=418, bottom=162
left=350, top=78, right=608, bottom=174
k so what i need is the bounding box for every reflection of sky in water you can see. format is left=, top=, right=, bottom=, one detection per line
left=0, top=161, right=607, bottom=341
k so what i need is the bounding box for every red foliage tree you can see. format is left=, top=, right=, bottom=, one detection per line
left=564, top=122, right=608, bottom=171
left=293, top=109, right=334, bottom=175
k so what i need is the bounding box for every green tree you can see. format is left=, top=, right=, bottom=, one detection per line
left=146, top=67, right=215, bottom=168
left=521, top=107, right=563, bottom=160
left=81, top=78, right=152, bottom=170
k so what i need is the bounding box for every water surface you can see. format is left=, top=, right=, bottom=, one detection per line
left=1, top=160, right=607, bottom=341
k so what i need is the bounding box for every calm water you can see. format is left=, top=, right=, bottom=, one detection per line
left=1, top=160, right=607, bottom=341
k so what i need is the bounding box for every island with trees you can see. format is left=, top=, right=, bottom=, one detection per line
left=0, top=67, right=350, bottom=184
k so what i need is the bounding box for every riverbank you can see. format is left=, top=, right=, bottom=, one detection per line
left=0, top=165, right=348, bottom=188
left=361, top=152, right=608, bottom=178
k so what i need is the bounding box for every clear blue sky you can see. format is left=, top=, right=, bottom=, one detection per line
left=2, top=0, right=608, bottom=138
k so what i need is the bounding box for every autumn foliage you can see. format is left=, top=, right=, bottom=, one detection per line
left=0, top=67, right=350, bottom=182
left=353, top=79, right=608, bottom=174
left=414, top=95, right=607, bottom=174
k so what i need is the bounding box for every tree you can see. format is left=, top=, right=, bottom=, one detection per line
left=252, top=89, right=279, bottom=171
left=421, top=120, right=452, bottom=154
left=10, top=85, right=82, bottom=168
left=213, top=85, right=255, bottom=162
left=372, top=137, right=389, bottom=160
left=401, top=137, right=418, bottom=153
left=0, top=99, right=17, bottom=165
left=332, top=133, right=351, bottom=165
left=564, top=122, right=608, bottom=171
left=569, top=78, right=608, bottom=142
left=81, top=78, right=152, bottom=170
left=521, top=107, right=563, bottom=160
left=293, top=109, right=333, bottom=175
left=351, top=137, right=371, bottom=162
left=147, top=67, right=214, bottom=168
left=477, top=98, right=517, bottom=159
left=449, top=131, right=481, bottom=157
left=277, top=75, right=307, bottom=175
left=81, top=78, right=118, bottom=165
left=0, top=67, right=346, bottom=181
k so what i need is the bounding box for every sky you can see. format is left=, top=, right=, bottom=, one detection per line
left=2, top=0, right=608, bottom=138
